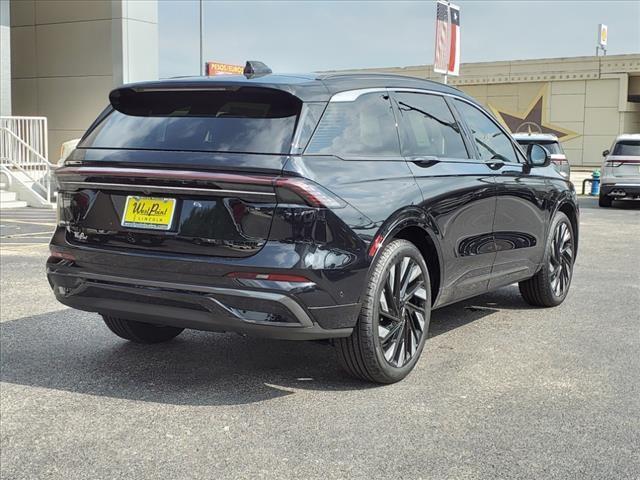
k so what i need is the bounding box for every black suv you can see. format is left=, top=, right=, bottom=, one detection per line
left=49, top=67, right=579, bottom=383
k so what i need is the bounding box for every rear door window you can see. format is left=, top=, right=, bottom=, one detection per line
left=454, top=99, right=519, bottom=163
left=79, top=87, right=301, bottom=154
left=305, top=92, right=401, bottom=158
left=392, top=92, right=469, bottom=159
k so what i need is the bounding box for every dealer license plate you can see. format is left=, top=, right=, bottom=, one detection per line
left=121, top=196, right=176, bottom=230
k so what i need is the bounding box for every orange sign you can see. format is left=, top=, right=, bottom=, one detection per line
left=205, top=62, right=244, bottom=76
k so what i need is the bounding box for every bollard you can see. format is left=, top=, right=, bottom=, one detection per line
left=590, top=169, right=600, bottom=196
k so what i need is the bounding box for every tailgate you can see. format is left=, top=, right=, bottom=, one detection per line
left=56, top=166, right=278, bottom=258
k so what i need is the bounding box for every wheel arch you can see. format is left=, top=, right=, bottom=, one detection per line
left=367, top=208, right=443, bottom=306
left=555, top=198, right=579, bottom=260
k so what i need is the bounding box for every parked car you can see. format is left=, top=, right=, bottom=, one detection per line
left=513, top=133, right=570, bottom=180
left=48, top=65, right=579, bottom=383
left=599, top=134, right=640, bottom=207
left=58, top=138, right=80, bottom=164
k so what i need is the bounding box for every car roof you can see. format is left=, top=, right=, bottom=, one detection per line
left=615, top=133, right=640, bottom=142
left=512, top=133, right=559, bottom=142
left=111, top=72, right=476, bottom=104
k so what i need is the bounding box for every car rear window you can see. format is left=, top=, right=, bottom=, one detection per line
left=79, top=88, right=301, bottom=154
left=612, top=140, right=640, bottom=156
left=516, top=140, right=563, bottom=155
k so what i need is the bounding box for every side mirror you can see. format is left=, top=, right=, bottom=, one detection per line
left=602, top=149, right=610, bottom=157
left=527, top=143, right=551, bottom=167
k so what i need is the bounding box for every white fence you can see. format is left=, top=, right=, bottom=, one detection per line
left=0, top=116, right=54, bottom=204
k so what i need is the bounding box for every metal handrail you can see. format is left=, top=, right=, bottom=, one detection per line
left=0, top=116, right=54, bottom=203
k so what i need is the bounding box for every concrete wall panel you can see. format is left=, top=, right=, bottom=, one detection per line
left=10, top=26, right=36, bottom=78
left=35, top=0, right=111, bottom=24
left=36, top=76, right=112, bottom=131
left=584, top=107, right=620, bottom=136
left=486, top=95, right=518, bottom=112
left=582, top=135, right=615, bottom=165
left=9, top=0, right=34, bottom=27
left=10, top=78, right=37, bottom=115
left=121, top=0, right=158, bottom=23
left=121, top=19, right=158, bottom=83
left=550, top=95, right=585, bottom=122
left=552, top=80, right=586, bottom=95
left=585, top=79, right=619, bottom=108
left=36, top=21, right=113, bottom=77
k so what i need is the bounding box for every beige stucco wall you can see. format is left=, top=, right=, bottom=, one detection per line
left=338, top=54, right=640, bottom=167
left=9, top=0, right=158, bottom=161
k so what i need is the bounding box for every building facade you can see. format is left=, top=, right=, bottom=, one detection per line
left=5, top=0, right=159, bottom=161
left=342, top=54, right=640, bottom=167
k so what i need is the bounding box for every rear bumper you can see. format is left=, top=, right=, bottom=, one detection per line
left=601, top=182, right=640, bottom=199
left=47, top=268, right=358, bottom=340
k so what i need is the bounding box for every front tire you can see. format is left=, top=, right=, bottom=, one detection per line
left=102, top=315, right=184, bottom=344
left=519, top=212, right=575, bottom=307
left=335, top=240, right=431, bottom=384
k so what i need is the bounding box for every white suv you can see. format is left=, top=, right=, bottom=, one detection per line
left=513, top=133, right=570, bottom=180
left=599, top=134, right=640, bottom=207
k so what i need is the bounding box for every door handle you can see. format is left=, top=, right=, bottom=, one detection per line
left=410, top=156, right=439, bottom=167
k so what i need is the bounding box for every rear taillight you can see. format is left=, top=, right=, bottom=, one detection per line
left=49, top=249, right=75, bottom=261
left=274, top=177, right=346, bottom=208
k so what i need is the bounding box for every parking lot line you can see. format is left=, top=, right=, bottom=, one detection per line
left=0, top=219, right=57, bottom=228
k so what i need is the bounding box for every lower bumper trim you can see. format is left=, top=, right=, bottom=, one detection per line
left=47, top=269, right=354, bottom=340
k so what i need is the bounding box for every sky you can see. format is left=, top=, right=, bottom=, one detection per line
left=159, top=0, right=640, bottom=78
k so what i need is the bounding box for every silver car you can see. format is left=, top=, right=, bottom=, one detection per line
left=513, top=133, right=570, bottom=180
left=599, top=134, right=640, bottom=207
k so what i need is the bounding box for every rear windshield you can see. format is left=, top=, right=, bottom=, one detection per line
left=516, top=139, right=563, bottom=155
left=612, top=140, right=640, bottom=156
left=79, top=88, right=301, bottom=154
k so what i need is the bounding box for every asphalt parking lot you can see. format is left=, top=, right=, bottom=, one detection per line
left=1, top=197, right=639, bottom=480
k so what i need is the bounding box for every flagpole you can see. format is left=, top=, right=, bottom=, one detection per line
left=443, top=0, right=450, bottom=85
left=199, top=0, right=204, bottom=75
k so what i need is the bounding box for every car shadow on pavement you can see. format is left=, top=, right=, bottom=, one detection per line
left=579, top=197, right=640, bottom=210
left=1, top=286, right=527, bottom=406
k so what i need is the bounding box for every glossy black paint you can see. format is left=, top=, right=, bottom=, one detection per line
left=48, top=73, right=579, bottom=339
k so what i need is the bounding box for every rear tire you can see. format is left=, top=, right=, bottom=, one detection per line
left=519, top=212, right=574, bottom=307
left=335, top=239, right=431, bottom=384
left=598, top=194, right=612, bottom=208
left=102, top=315, right=184, bottom=344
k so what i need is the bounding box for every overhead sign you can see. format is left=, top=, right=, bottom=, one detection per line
left=598, top=24, right=608, bottom=48
left=433, top=1, right=461, bottom=76
left=206, top=62, right=244, bottom=76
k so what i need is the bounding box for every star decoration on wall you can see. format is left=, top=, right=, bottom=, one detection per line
left=489, top=86, right=580, bottom=142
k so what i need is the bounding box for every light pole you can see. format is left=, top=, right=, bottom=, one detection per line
left=199, top=0, right=204, bottom=75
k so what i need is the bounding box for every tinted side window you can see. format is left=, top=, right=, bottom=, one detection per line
left=305, top=93, right=400, bottom=157
left=394, top=92, right=468, bottom=158
left=454, top=100, right=518, bottom=163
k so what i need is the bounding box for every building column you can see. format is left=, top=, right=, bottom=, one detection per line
left=1, top=0, right=11, bottom=116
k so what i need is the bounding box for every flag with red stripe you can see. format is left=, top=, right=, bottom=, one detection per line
left=448, top=3, right=460, bottom=76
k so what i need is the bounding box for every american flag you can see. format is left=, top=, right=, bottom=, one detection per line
left=433, top=1, right=449, bottom=74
